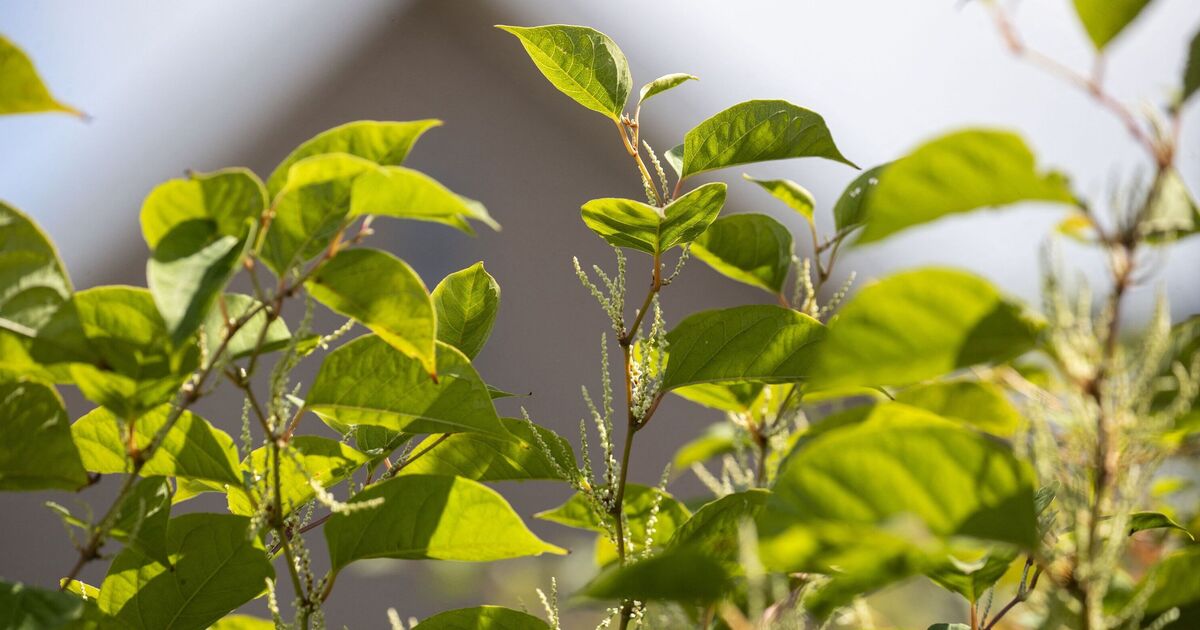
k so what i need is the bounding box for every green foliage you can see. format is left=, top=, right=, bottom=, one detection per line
left=743, top=175, right=817, bottom=225
left=1072, top=0, right=1152, bottom=49
left=412, top=606, right=551, bottom=629
left=578, top=548, right=731, bottom=603
left=431, top=262, right=500, bottom=359
left=396, top=417, right=576, bottom=482
left=0, top=379, right=87, bottom=490
left=893, top=380, right=1023, bottom=437
left=0, top=35, right=79, bottom=116
left=0, top=202, right=72, bottom=340
left=667, top=489, right=769, bottom=562
left=0, top=580, right=87, bottom=629
left=227, top=436, right=369, bottom=516
left=580, top=182, right=726, bottom=255
left=539, top=484, right=691, bottom=566
left=691, top=213, right=793, bottom=293
left=497, top=25, right=631, bottom=121
left=637, top=73, right=697, bottom=105
left=1127, top=511, right=1193, bottom=539
left=1186, top=29, right=1200, bottom=103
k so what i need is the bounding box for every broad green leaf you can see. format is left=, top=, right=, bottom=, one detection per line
left=672, top=382, right=763, bottom=412
left=668, top=489, right=769, bottom=563
left=811, top=268, right=1042, bottom=389
left=398, top=417, right=575, bottom=482
left=52, top=477, right=173, bottom=566
left=349, top=166, right=499, bottom=232
left=259, top=153, right=377, bottom=275
left=324, top=474, right=563, bottom=571
left=927, top=545, right=1020, bottom=603
left=0, top=581, right=87, bottom=629
left=210, top=616, right=274, bottom=630
left=743, top=175, right=815, bottom=224
left=577, top=548, right=731, bottom=603
left=412, top=606, right=551, bottom=630
left=267, top=119, right=441, bottom=196
left=497, top=25, right=631, bottom=121
left=72, top=405, right=241, bottom=484
left=432, top=262, right=500, bottom=359
left=854, top=130, right=1073, bottom=244
left=0, top=201, right=72, bottom=338
left=0, top=35, right=80, bottom=116
left=538, top=484, right=690, bottom=566
left=1072, top=0, right=1152, bottom=49
left=1141, top=546, right=1200, bottom=622
left=139, top=168, right=266, bottom=249
left=228, top=436, right=369, bottom=517
left=663, top=305, right=826, bottom=390
left=0, top=379, right=87, bottom=490
left=307, top=248, right=436, bottom=376
left=306, top=336, right=508, bottom=437
left=580, top=182, right=727, bottom=255
left=832, top=164, right=886, bottom=233
left=1141, top=169, right=1199, bottom=240
left=200, top=293, right=297, bottom=367
left=680, top=100, right=856, bottom=178
left=638, top=73, right=697, bottom=105
left=692, top=213, right=793, bottom=293
left=147, top=221, right=248, bottom=345
left=672, top=422, right=738, bottom=470
left=33, top=287, right=199, bottom=418
left=759, top=411, right=1039, bottom=572
left=99, top=514, right=273, bottom=630
left=1185, top=29, right=1200, bottom=103
left=1128, top=511, right=1193, bottom=539
left=59, top=579, right=99, bottom=600
left=893, top=380, right=1022, bottom=436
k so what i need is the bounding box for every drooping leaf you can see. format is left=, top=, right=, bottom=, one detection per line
left=893, top=380, right=1022, bottom=437
left=72, top=405, right=242, bottom=484
left=811, top=268, right=1042, bottom=389
left=832, top=163, right=886, bottom=233
left=743, top=175, right=815, bottom=224
left=668, top=489, right=770, bottom=563
left=538, top=484, right=690, bottom=566
left=398, top=417, right=575, bottom=482
left=227, top=436, right=369, bottom=517
left=324, top=474, right=564, bottom=571
left=577, top=548, right=732, bottom=603
left=99, top=514, right=273, bottom=630
left=349, top=166, right=498, bottom=232
left=672, top=422, right=738, bottom=470
left=497, top=25, right=631, bottom=121
left=147, top=222, right=248, bottom=345
left=200, top=293, right=297, bottom=367
left=0, top=580, right=87, bottom=629
left=412, top=606, right=551, bottom=630
left=1185, top=29, right=1200, bottom=103
left=853, top=130, right=1073, bottom=244
left=691, top=213, right=793, bottom=293
left=0, top=201, right=72, bottom=339
left=759, top=411, right=1039, bottom=573
left=1072, top=0, right=1152, bottom=49
left=33, top=287, right=199, bottom=419
left=638, top=73, right=698, bottom=105
left=432, top=262, right=500, bottom=359
left=1128, top=511, right=1193, bottom=539
left=580, top=182, right=727, bottom=255
left=0, top=379, right=87, bottom=490
left=307, top=248, right=436, bottom=376
left=306, top=336, right=508, bottom=437
left=679, top=100, right=857, bottom=179
left=0, top=35, right=80, bottom=116
left=267, top=119, right=441, bottom=196
left=139, top=168, right=266, bottom=249
left=663, top=305, right=826, bottom=390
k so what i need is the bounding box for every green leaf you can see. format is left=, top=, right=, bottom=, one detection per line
left=692, top=213, right=793, bottom=294
left=577, top=548, right=731, bottom=603
left=147, top=221, right=248, bottom=345
left=680, top=100, right=857, bottom=179
left=0, top=379, right=87, bottom=490
left=227, top=436, right=369, bottom=517
left=0, top=580, right=87, bottom=629
left=663, top=305, right=826, bottom=390
left=1128, top=511, right=1193, bottom=539
left=99, top=514, right=273, bottom=630
left=672, top=382, right=763, bottom=412
left=668, top=489, right=770, bottom=563
left=743, top=175, right=815, bottom=224
left=497, top=25, right=631, bottom=121
left=210, top=616, right=275, bottom=630
left=72, top=405, right=242, bottom=484
left=0, top=201, right=72, bottom=339
left=0, top=35, right=80, bottom=116
left=580, top=182, right=727, bottom=255
left=638, top=73, right=697, bottom=105
left=1185, top=29, right=1200, bottom=103
left=267, top=119, right=441, bottom=196
left=350, top=166, right=499, bottom=232
left=398, top=417, right=575, bottom=482
left=432, top=262, right=500, bottom=359
left=308, top=248, right=436, bottom=376
left=139, top=168, right=266, bottom=249
left=893, top=380, right=1022, bottom=437
left=853, top=130, right=1073, bottom=244
left=759, top=410, right=1039, bottom=573
left=927, top=546, right=1020, bottom=603
left=811, top=268, right=1042, bottom=389
left=672, top=422, right=738, bottom=470
left=1072, top=0, right=1152, bottom=49
left=34, top=287, right=199, bottom=419
left=306, top=336, right=508, bottom=437
left=1141, top=546, right=1200, bottom=620
left=52, top=476, right=173, bottom=566
left=324, top=474, right=563, bottom=571
left=200, top=293, right=297, bottom=367
left=832, top=163, right=887, bottom=233
left=1141, top=168, right=1199, bottom=240
left=538, top=484, right=690, bottom=566
left=412, top=606, right=551, bottom=630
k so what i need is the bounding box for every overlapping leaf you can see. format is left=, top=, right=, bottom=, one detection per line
left=580, top=183, right=726, bottom=255
left=691, top=213, right=793, bottom=293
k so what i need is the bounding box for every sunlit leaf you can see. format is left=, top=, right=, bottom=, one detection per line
left=893, top=380, right=1022, bottom=437
left=0, top=35, right=80, bottom=116
left=538, top=484, right=690, bottom=566
left=832, top=164, right=886, bottom=233
left=1128, top=511, right=1193, bottom=539
left=0, top=580, right=87, bottom=629
left=1072, top=0, right=1152, bottom=49
left=412, top=606, right=551, bottom=630
left=577, top=548, right=731, bottom=603
left=0, top=202, right=72, bottom=340
left=638, top=73, right=697, bottom=105
left=0, top=379, right=87, bottom=491
left=672, top=422, right=738, bottom=470
left=200, top=293, right=298, bottom=368
left=147, top=221, right=248, bottom=345
left=267, top=120, right=441, bottom=196
left=432, top=262, right=500, bottom=359
left=350, top=166, right=499, bottom=232
left=668, top=489, right=769, bottom=563
left=227, top=436, right=369, bottom=517
left=743, top=175, right=815, bottom=224
left=580, top=183, right=726, bottom=255
left=692, top=213, right=793, bottom=293
left=398, top=417, right=575, bottom=482
left=497, top=25, right=631, bottom=121
left=139, top=168, right=266, bottom=249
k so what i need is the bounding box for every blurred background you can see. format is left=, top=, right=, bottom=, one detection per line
left=1, top=0, right=1197, bottom=626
